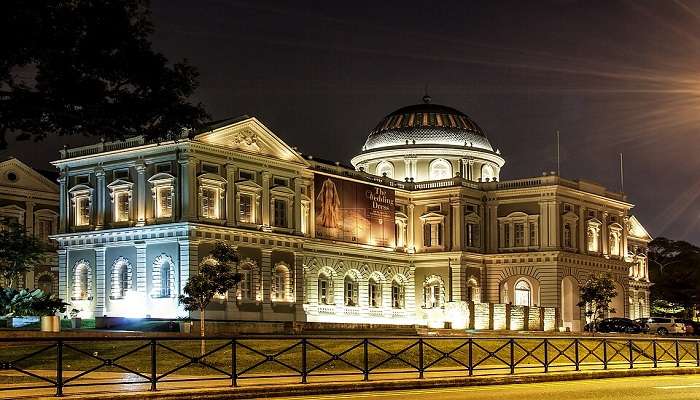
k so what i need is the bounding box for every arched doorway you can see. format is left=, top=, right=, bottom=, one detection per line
left=561, top=276, right=581, bottom=332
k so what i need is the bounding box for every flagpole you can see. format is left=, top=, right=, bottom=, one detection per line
left=619, top=152, right=625, bottom=193
left=556, top=130, right=560, bottom=176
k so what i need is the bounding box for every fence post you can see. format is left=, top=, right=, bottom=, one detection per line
left=363, top=339, right=369, bottom=381
left=574, top=338, right=579, bottom=371
left=468, top=338, right=473, bottom=376
left=418, top=338, right=424, bottom=379
left=231, top=339, right=237, bottom=387
left=510, top=338, right=515, bottom=374
left=150, top=339, right=157, bottom=391
left=55, top=340, right=63, bottom=397
left=628, top=340, right=634, bottom=369
left=301, top=338, right=308, bottom=384
left=675, top=340, right=680, bottom=368
left=653, top=340, right=657, bottom=368
left=603, top=339, right=608, bottom=370
left=543, top=338, right=549, bottom=373
left=696, top=340, right=699, bottom=367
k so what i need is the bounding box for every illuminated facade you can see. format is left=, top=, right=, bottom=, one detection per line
left=52, top=98, right=652, bottom=331
left=0, top=157, right=59, bottom=293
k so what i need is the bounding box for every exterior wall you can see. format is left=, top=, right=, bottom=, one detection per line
left=51, top=117, right=652, bottom=331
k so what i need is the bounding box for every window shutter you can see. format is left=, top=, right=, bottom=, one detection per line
left=424, top=224, right=431, bottom=247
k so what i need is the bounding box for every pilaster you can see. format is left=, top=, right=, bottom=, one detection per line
left=226, top=164, right=237, bottom=226
left=95, top=247, right=106, bottom=315
left=135, top=162, right=146, bottom=226
left=135, top=242, right=147, bottom=293
left=622, top=215, right=629, bottom=260
left=293, top=177, right=302, bottom=235
left=95, top=168, right=106, bottom=229
left=261, top=172, right=271, bottom=227
left=58, top=174, right=67, bottom=232
left=601, top=211, right=609, bottom=256
left=451, top=200, right=462, bottom=251
left=578, top=206, right=586, bottom=254
left=487, top=202, right=498, bottom=253
left=407, top=203, right=415, bottom=251
left=58, top=249, right=68, bottom=301
left=261, top=249, right=273, bottom=313
left=25, top=200, right=34, bottom=235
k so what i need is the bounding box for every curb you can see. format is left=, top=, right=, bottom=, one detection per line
left=39, top=367, right=700, bottom=399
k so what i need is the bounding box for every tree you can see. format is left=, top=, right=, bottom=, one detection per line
left=179, top=242, right=240, bottom=355
left=648, top=237, right=700, bottom=317
left=0, top=0, right=208, bottom=148
left=0, top=223, right=45, bottom=288
left=577, top=272, right=618, bottom=333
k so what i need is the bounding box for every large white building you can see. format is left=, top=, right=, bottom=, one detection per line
left=52, top=97, right=652, bottom=331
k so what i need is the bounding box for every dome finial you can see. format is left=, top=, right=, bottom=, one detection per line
left=422, top=84, right=431, bottom=104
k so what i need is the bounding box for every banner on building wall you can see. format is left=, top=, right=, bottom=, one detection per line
left=314, top=174, right=395, bottom=247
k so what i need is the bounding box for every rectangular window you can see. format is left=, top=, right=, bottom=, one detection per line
left=114, top=169, right=129, bottom=180
left=503, top=224, right=510, bottom=247
left=201, top=188, right=218, bottom=219
left=319, top=280, right=329, bottom=304
left=426, top=205, right=441, bottom=212
left=157, top=187, right=173, bottom=218
left=529, top=223, right=537, bottom=246
left=239, top=170, right=254, bottom=181
left=431, top=223, right=442, bottom=246
left=273, top=199, right=287, bottom=227
left=514, top=223, right=525, bottom=247
left=76, top=175, right=90, bottom=185
left=202, top=163, right=219, bottom=174
left=156, top=163, right=171, bottom=173
left=273, top=177, right=288, bottom=187
left=76, top=197, right=90, bottom=226
left=37, top=220, right=52, bottom=241
left=466, top=223, right=480, bottom=247
left=239, top=270, right=251, bottom=300
left=392, top=284, right=403, bottom=309
left=115, top=192, right=130, bottom=222
left=239, top=194, right=253, bottom=223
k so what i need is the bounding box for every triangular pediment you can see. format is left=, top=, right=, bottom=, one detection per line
left=194, top=117, right=309, bottom=166
left=0, top=158, right=59, bottom=194
left=628, top=215, right=652, bottom=242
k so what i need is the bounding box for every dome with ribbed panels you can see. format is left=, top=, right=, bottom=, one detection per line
left=362, top=96, right=493, bottom=152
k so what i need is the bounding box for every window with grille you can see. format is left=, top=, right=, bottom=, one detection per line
left=318, top=274, right=332, bottom=305
left=156, top=187, right=173, bottom=218
left=201, top=188, right=218, bottom=219
left=115, top=192, right=130, bottom=222
left=160, top=264, right=172, bottom=297
left=239, top=194, right=253, bottom=223
left=514, top=223, right=525, bottom=247
left=391, top=281, right=404, bottom=309
left=369, top=279, right=381, bottom=307
left=273, top=199, right=287, bottom=227
left=344, top=276, right=358, bottom=307
left=77, top=197, right=90, bottom=226
left=239, top=268, right=252, bottom=300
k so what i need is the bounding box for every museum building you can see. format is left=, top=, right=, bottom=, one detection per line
left=52, top=97, right=652, bottom=332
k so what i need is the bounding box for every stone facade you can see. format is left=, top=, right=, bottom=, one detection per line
left=52, top=100, right=652, bottom=331
left=0, top=157, right=59, bottom=293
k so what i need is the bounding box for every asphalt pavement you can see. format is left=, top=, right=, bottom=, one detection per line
left=264, top=374, right=700, bottom=400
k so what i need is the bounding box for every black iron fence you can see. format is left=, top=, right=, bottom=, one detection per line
left=1, top=335, right=699, bottom=397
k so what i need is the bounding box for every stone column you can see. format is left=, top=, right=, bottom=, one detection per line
left=293, top=178, right=302, bottom=235
left=135, top=162, right=146, bottom=226
left=95, top=247, right=106, bottom=316
left=95, top=168, right=105, bottom=229
left=308, top=179, right=316, bottom=237
left=294, top=252, right=306, bottom=321
left=178, top=157, right=197, bottom=221
left=58, top=249, right=68, bottom=302
left=578, top=206, right=586, bottom=254
left=622, top=215, right=629, bottom=260
left=407, top=203, right=415, bottom=251
left=261, top=249, right=273, bottom=315
left=601, top=211, right=609, bottom=256
left=58, top=173, right=68, bottom=233
left=178, top=239, right=197, bottom=315
left=487, top=203, right=498, bottom=253
left=25, top=200, right=34, bottom=236
left=450, top=261, right=463, bottom=301
left=226, top=164, right=236, bottom=226
left=135, top=242, right=147, bottom=294
left=451, top=200, right=462, bottom=251
left=261, top=172, right=271, bottom=227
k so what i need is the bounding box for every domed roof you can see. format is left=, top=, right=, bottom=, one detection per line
left=362, top=96, right=493, bottom=152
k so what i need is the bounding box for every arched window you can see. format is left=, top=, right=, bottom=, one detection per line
left=466, top=277, right=480, bottom=303
left=161, top=265, right=172, bottom=297
left=514, top=279, right=531, bottom=307
left=272, top=263, right=291, bottom=302
left=72, top=260, right=92, bottom=300
left=152, top=254, right=176, bottom=298
left=376, top=161, right=394, bottom=179
left=391, top=279, right=405, bottom=309
left=481, top=164, right=495, bottom=181
left=429, top=159, right=452, bottom=180
left=344, top=274, right=359, bottom=307
left=37, top=274, right=54, bottom=295
left=110, top=257, right=132, bottom=299
left=423, top=275, right=444, bottom=308
left=368, top=277, right=381, bottom=308
left=318, top=271, right=333, bottom=305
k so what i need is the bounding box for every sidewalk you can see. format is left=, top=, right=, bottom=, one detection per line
left=2, top=362, right=699, bottom=400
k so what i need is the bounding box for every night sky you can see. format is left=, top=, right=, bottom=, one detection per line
left=4, top=0, right=700, bottom=244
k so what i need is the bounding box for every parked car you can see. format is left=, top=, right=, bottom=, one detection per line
left=637, top=317, right=685, bottom=335
left=584, top=318, right=643, bottom=333
left=674, top=319, right=699, bottom=335
left=634, top=318, right=651, bottom=333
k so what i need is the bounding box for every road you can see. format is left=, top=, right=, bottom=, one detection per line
left=264, top=374, right=700, bottom=400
